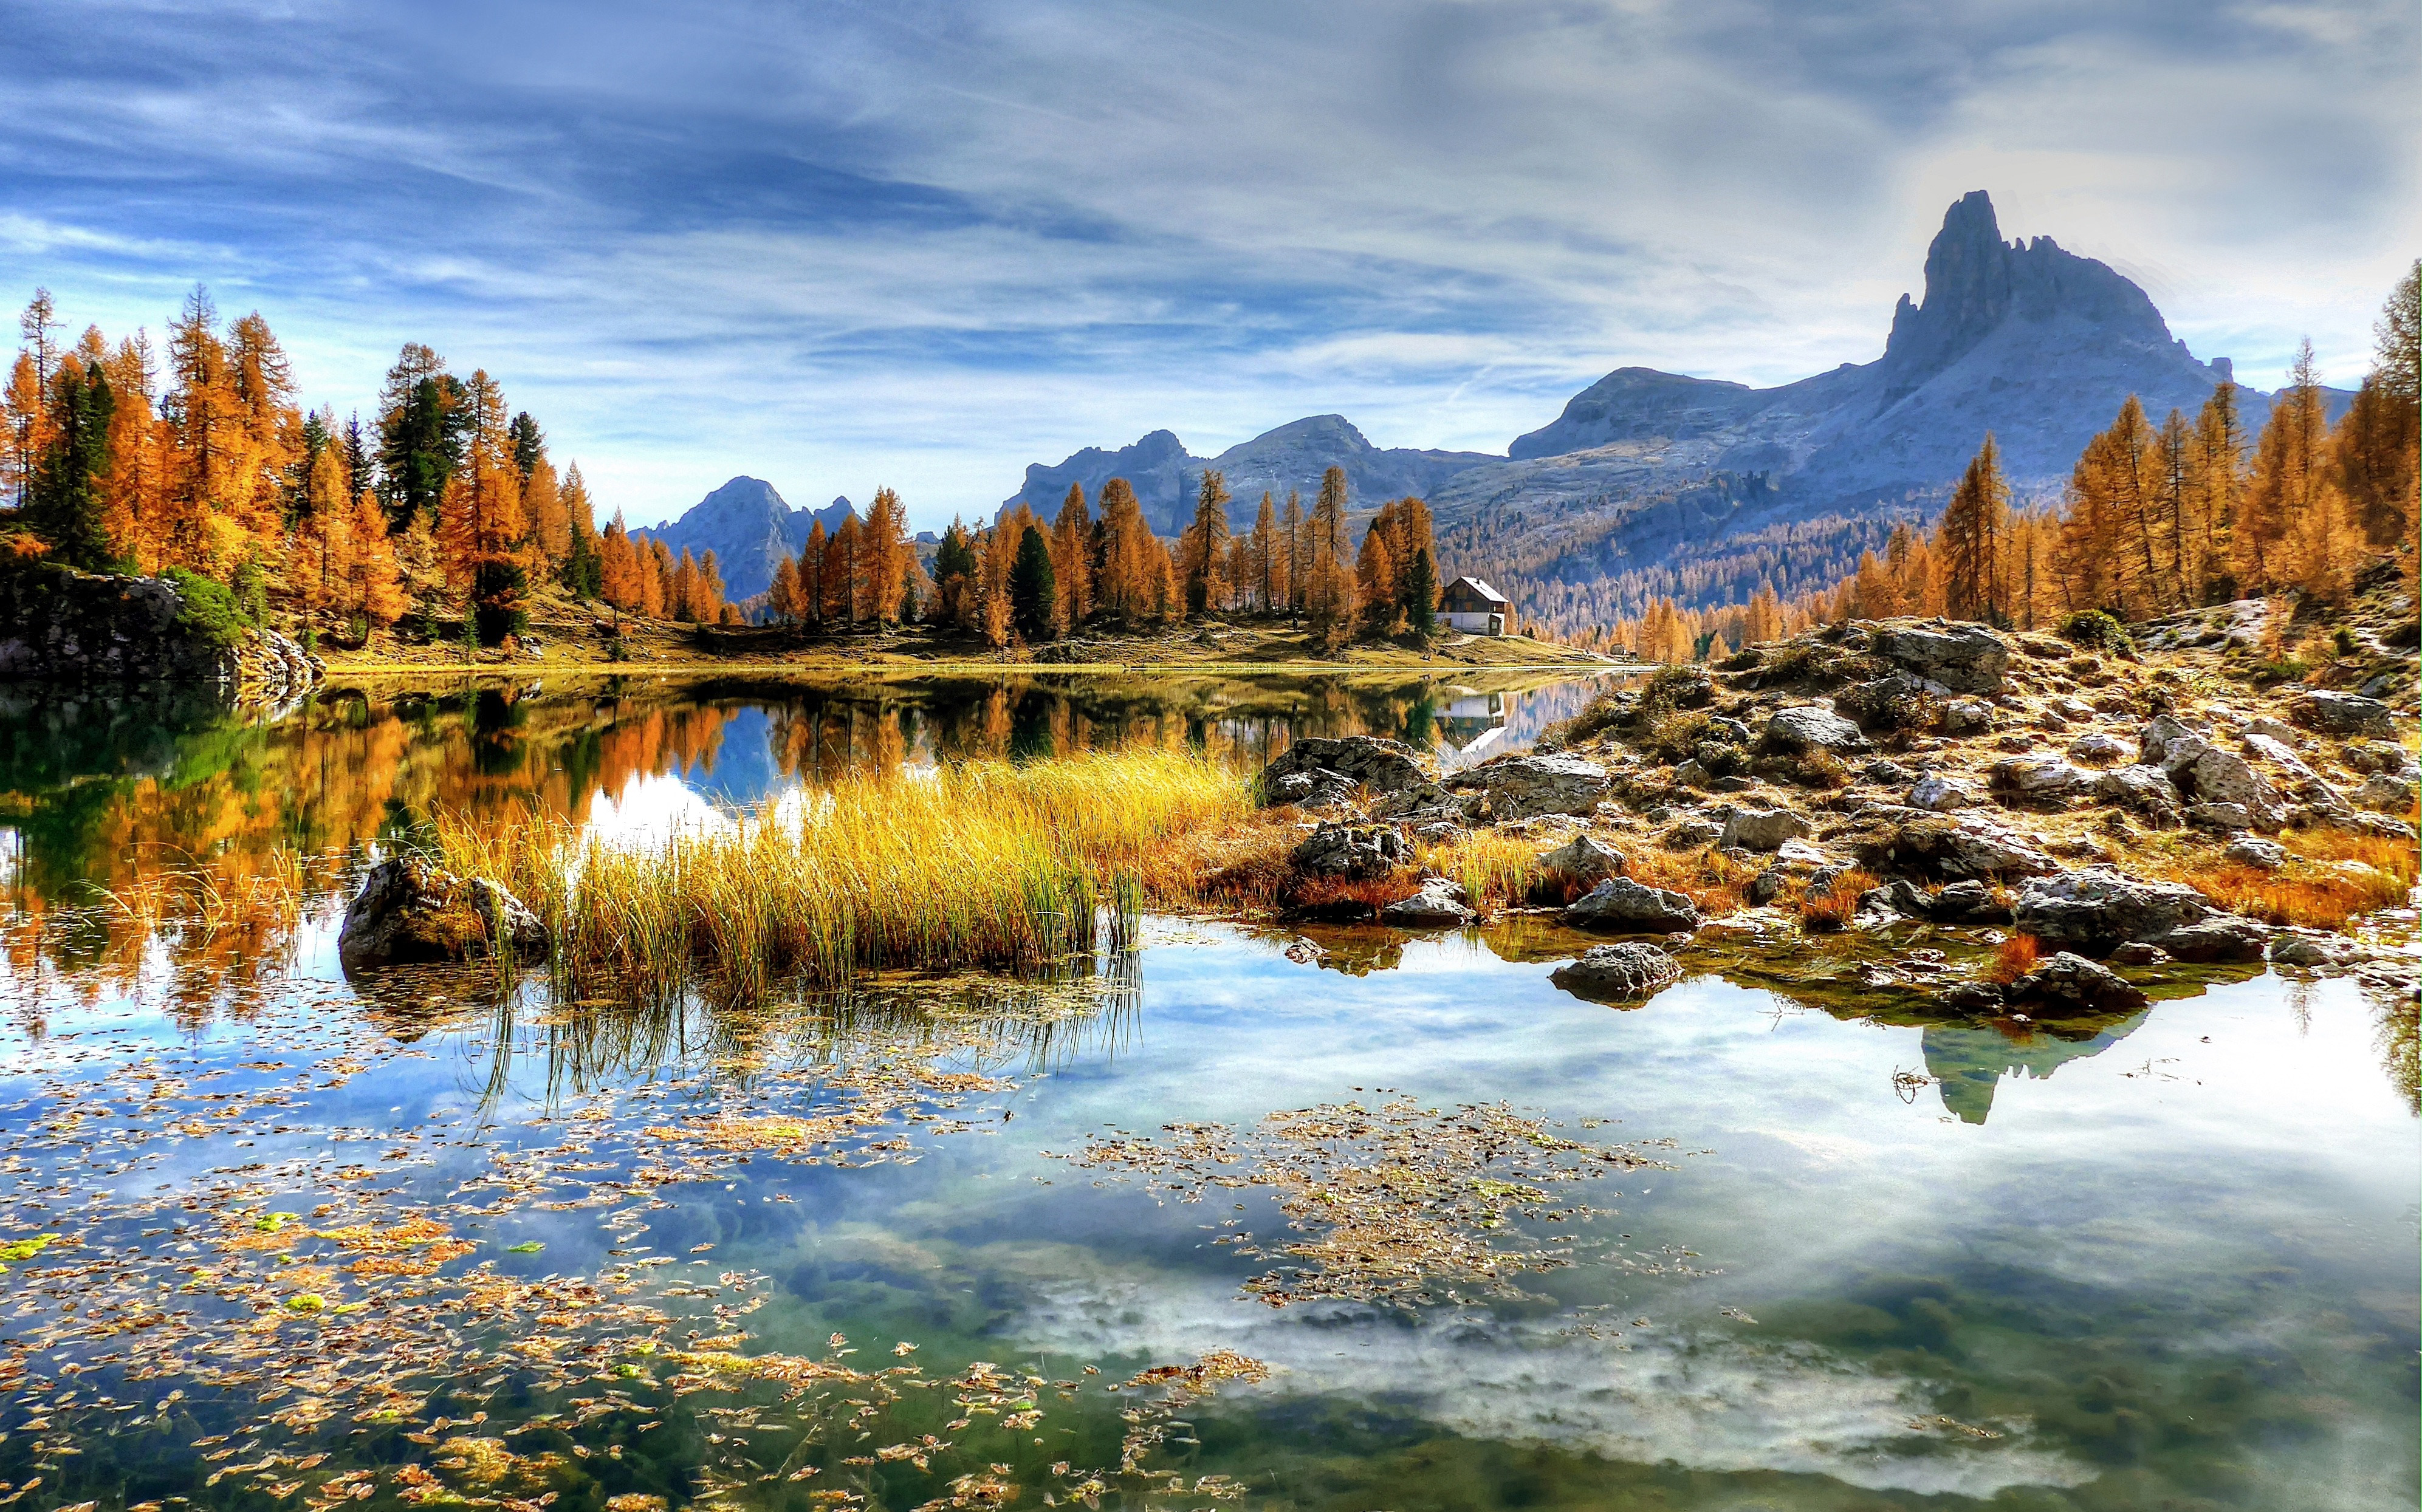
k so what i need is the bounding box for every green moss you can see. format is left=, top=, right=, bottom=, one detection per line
left=163, top=567, right=252, bottom=649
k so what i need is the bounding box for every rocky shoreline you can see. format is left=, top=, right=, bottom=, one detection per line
left=0, top=561, right=326, bottom=705
left=1259, top=604, right=2420, bottom=1013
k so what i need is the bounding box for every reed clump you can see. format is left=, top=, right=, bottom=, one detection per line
left=433, top=748, right=1254, bottom=1000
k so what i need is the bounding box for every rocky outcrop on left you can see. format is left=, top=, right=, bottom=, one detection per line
left=337, top=855, right=548, bottom=974
left=0, top=561, right=324, bottom=704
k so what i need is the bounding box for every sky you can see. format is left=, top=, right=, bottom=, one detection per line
left=1, top=0, right=2414, bottom=532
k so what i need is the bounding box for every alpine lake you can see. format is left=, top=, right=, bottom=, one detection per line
left=0, top=667, right=2413, bottom=1512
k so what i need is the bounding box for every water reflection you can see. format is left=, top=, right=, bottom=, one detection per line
left=1919, top=1012, right=2150, bottom=1123
left=0, top=669, right=1617, bottom=986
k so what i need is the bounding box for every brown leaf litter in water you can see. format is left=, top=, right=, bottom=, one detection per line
left=1052, top=1094, right=1683, bottom=1308
left=0, top=970, right=1267, bottom=1511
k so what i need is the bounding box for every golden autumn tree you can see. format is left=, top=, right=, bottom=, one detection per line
left=1936, top=434, right=2011, bottom=622
left=1049, top=482, right=1093, bottom=629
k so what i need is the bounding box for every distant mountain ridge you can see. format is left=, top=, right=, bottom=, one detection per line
left=999, top=191, right=2345, bottom=621
left=1001, top=414, right=1495, bottom=536
left=632, top=478, right=856, bottom=600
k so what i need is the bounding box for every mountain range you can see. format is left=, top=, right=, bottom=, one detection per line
left=631, top=478, right=859, bottom=600
left=1000, top=190, right=2347, bottom=620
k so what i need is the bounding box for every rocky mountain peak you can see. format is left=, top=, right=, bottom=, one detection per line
left=1879, top=190, right=2176, bottom=391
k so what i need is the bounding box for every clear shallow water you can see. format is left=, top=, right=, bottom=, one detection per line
left=0, top=676, right=2415, bottom=1512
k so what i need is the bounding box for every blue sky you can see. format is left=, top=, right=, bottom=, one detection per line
left=2, top=0, right=2413, bottom=531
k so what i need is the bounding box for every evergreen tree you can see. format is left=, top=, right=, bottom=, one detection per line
left=374, top=344, right=464, bottom=532
left=26, top=361, right=115, bottom=568
left=1009, top=523, right=1055, bottom=643
left=1401, top=542, right=1437, bottom=641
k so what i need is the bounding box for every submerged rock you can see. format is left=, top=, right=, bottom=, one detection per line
left=1563, top=876, right=1701, bottom=934
left=1550, top=942, right=1682, bottom=1001
left=338, top=855, right=546, bottom=974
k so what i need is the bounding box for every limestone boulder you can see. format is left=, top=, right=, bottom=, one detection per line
left=1719, top=806, right=1814, bottom=852
left=1264, top=736, right=1440, bottom=808
left=1380, top=878, right=1475, bottom=928
left=2011, top=869, right=2261, bottom=960
left=2005, top=952, right=2149, bottom=1016
left=2067, top=731, right=2132, bottom=767
left=1875, top=814, right=2062, bottom=880
left=1563, top=877, right=1701, bottom=934
left=1550, top=942, right=1683, bottom=1002
left=2290, top=691, right=2394, bottom=737
left=1445, top=753, right=1612, bottom=819
left=1290, top=821, right=1408, bottom=880
left=338, top=855, right=546, bottom=974
left=1989, top=755, right=2096, bottom=801
left=1759, top=705, right=1871, bottom=756
left=2091, top=764, right=2183, bottom=826
left=1538, top=832, right=1628, bottom=885
left=2222, top=836, right=2288, bottom=869
left=1906, top=774, right=1982, bottom=812
left=1869, top=623, right=2009, bottom=694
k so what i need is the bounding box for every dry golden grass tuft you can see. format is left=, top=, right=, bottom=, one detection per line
left=434, top=747, right=1255, bottom=999
left=1796, top=868, right=1876, bottom=932
left=1626, top=846, right=1757, bottom=917
left=2147, top=827, right=2418, bottom=932
left=1989, top=933, right=2043, bottom=984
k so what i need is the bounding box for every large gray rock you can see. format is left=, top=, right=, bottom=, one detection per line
left=1549, top=942, right=1682, bottom=1001
left=1989, top=755, right=2096, bottom=801
left=1445, top=753, right=1612, bottom=819
left=2223, top=836, right=2288, bottom=869
left=2011, top=869, right=2261, bottom=960
left=1879, top=814, right=2062, bottom=880
left=2156, top=738, right=2282, bottom=830
left=2290, top=691, right=2395, bottom=737
left=2353, top=773, right=2417, bottom=813
left=1869, top=623, right=2009, bottom=694
left=1563, top=876, right=1702, bottom=934
left=2006, top=951, right=2149, bottom=1016
left=1906, top=773, right=1981, bottom=811
left=338, top=855, right=547, bottom=974
left=2153, top=914, right=2270, bottom=963
left=1719, top=806, right=1814, bottom=852
left=0, top=562, right=326, bottom=705
left=2136, top=713, right=2206, bottom=765
left=2092, top=764, right=2183, bottom=826
left=1880, top=877, right=2013, bottom=925
left=1264, top=736, right=1437, bottom=802
left=1379, top=878, right=1475, bottom=928
left=1289, top=821, right=1408, bottom=880
left=1758, top=705, right=1871, bottom=755
left=1538, top=832, right=1628, bottom=884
